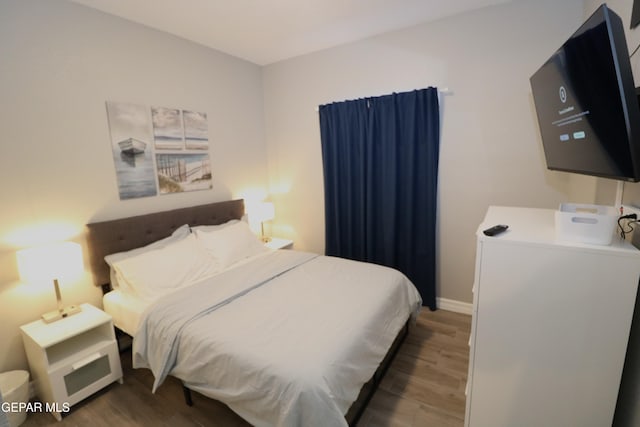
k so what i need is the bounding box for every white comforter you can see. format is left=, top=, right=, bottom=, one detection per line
left=133, top=250, right=421, bottom=427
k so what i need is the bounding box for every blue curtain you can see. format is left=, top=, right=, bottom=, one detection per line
left=319, top=88, right=440, bottom=310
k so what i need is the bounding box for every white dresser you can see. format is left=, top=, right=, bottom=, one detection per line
left=464, top=206, right=640, bottom=427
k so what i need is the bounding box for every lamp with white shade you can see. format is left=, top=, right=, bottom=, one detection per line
left=16, top=241, right=83, bottom=323
left=251, top=202, right=275, bottom=242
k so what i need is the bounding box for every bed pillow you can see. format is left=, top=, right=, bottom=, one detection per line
left=190, top=218, right=240, bottom=232
left=112, top=233, right=219, bottom=301
left=194, top=221, right=267, bottom=268
left=104, top=224, right=191, bottom=291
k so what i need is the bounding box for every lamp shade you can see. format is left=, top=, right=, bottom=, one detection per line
left=252, top=202, right=275, bottom=223
left=17, top=241, right=83, bottom=284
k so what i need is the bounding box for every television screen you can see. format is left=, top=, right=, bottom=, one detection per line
left=530, top=4, right=640, bottom=182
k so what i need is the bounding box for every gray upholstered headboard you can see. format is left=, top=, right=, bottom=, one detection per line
left=85, top=199, right=245, bottom=288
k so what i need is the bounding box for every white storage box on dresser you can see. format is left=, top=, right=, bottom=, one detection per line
left=20, top=303, right=123, bottom=421
left=555, top=203, right=618, bottom=245
left=464, top=206, right=640, bottom=427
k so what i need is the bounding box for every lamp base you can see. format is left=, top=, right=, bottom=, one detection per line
left=42, top=305, right=82, bottom=323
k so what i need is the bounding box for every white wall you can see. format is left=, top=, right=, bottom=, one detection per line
left=0, top=0, right=267, bottom=372
left=263, top=0, right=585, bottom=304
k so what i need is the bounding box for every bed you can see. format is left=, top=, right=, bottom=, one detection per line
left=86, top=199, right=422, bottom=427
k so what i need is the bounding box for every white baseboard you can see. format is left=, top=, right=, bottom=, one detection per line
left=437, top=297, right=473, bottom=315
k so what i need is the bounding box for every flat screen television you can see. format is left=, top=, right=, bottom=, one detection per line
left=530, top=4, right=640, bottom=182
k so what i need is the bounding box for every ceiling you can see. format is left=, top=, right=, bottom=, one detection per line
left=68, top=0, right=511, bottom=65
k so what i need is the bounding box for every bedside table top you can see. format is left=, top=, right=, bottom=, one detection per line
left=265, top=237, right=293, bottom=250
left=20, top=303, right=112, bottom=348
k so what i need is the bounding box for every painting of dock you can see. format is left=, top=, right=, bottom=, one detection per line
left=156, top=153, right=212, bottom=194
left=106, top=101, right=212, bottom=199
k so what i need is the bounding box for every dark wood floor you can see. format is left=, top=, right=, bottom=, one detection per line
left=22, top=309, right=471, bottom=427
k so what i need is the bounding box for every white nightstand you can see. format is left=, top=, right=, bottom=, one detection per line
left=265, top=237, right=293, bottom=250
left=20, top=303, right=123, bottom=421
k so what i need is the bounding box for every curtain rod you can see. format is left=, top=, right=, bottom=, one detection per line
left=315, top=87, right=453, bottom=112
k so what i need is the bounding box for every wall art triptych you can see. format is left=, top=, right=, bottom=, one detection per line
left=106, top=101, right=212, bottom=200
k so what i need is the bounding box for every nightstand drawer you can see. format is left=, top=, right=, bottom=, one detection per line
left=48, top=341, right=121, bottom=406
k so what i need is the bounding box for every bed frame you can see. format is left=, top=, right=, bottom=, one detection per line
left=85, top=199, right=407, bottom=426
